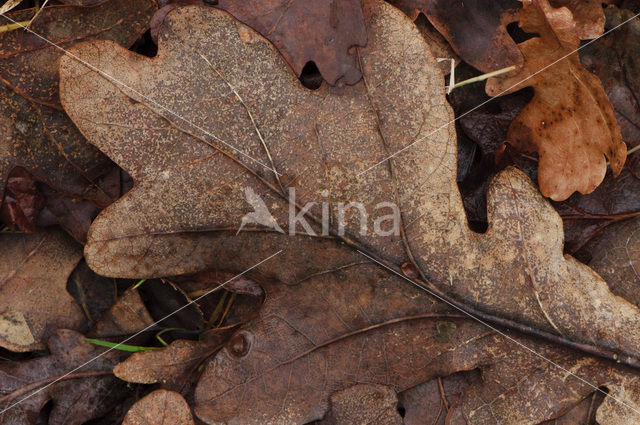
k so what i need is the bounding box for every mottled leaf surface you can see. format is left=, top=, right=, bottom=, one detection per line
left=0, top=229, right=85, bottom=351
left=486, top=0, right=626, bottom=200
left=59, top=0, right=640, bottom=369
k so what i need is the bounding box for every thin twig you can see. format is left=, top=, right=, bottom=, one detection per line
left=0, top=370, right=112, bottom=405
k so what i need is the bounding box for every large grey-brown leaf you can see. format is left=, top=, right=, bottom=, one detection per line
left=59, top=0, right=640, bottom=394
left=192, top=259, right=640, bottom=424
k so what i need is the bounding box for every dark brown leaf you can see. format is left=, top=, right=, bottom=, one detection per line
left=193, top=261, right=640, bottom=424
left=389, top=0, right=522, bottom=72
left=588, top=217, right=640, bottom=308
left=0, top=0, right=157, bottom=107
left=0, top=329, right=127, bottom=425
left=215, top=0, right=367, bottom=85
left=580, top=5, right=640, bottom=179
left=0, top=167, right=44, bottom=233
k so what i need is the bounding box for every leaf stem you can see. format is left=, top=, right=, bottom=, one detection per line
left=446, top=65, right=516, bottom=92
left=0, top=20, right=30, bottom=33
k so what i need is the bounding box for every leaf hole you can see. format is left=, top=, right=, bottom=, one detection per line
left=35, top=399, right=53, bottom=425
left=506, top=22, right=539, bottom=43
left=397, top=402, right=406, bottom=417
left=299, top=61, right=324, bottom=90
left=129, top=29, right=157, bottom=58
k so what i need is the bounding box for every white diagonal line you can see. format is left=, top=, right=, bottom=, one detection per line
left=0, top=13, right=282, bottom=177
left=356, top=10, right=640, bottom=176
left=0, top=250, right=282, bottom=414
left=356, top=250, right=640, bottom=417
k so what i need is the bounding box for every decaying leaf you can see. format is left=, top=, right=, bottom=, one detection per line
left=0, top=0, right=157, bottom=107
left=0, top=329, right=127, bottom=425
left=389, top=0, right=605, bottom=74
left=486, top=0, right=626, bottom=200
left=88, top=287, right=154, bottom=338
left=316, top=384, right=403, bottom=425
left=60, top=0, right=640, bottom=371
left=114, top=325, right=238, bottom=390
left=389, top=0, right=522, bottom=72
left=215, top=0, right=367, bottom=85
left=580, top=5, right=640, bottom=179
left=0, top=167, right=44, bottom=232
left=588, top=217, right=640, bottom=308
left=122, top=390, right=194, bottom=425
left=191, top=257, right=640, bottom=424
left=0, top=229, right=85, bottom=351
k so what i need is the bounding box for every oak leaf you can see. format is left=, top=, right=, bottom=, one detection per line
left=0, top=229, right=85, bottom=351
left=0, top=0, right=157, bottom=108
left=580, top=5, right=640, bottom=180
left=192, top=268, right=640, bottom=424
left=388, top=0, right=605, bottom=73
left=215, top=0, right=366, bottom=85
left=59, top=0, right=640, bottom=364
left=0, top=329, right=127, bottom=425
left=122, top=390, right=194, bottom=425
left=485, top=0, right=626, bottom=201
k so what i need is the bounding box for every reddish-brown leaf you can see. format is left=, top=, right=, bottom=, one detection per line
left=485, top=0, right=626, bottom=200
left=215, top=0, right=367, bottom=85
left=0, top=330, right=127, bottom=425
left=0, top=167, right=44, bottom=233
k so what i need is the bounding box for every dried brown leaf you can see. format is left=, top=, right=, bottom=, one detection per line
left=0, top=229, right=85, bottom=351
left=0, top=329, right=127, bottom=425
left=316, top=384, right=403, bottom=425
left=580, top=5, right=640, bottom=179
left=122, top=390, right=194, bottom=425
left=0, top=0, right=157, bottom=107
left=486, top=0, right=626, bottom=200
left=114, top=325, right=237, bottom=390
left=56, top=1, right=640, bottom=421
left=215, top=0, right=366, bottom=85
left=389, top=0, right=522, bottom=72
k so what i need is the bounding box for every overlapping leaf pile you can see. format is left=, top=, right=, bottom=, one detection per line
left=1, top=0, right=639, bottom=423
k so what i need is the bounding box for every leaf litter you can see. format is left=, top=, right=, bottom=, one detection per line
left=0, top=0, right=639, bottom=423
